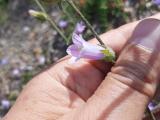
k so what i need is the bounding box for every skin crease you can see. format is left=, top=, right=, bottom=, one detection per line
left=3, top=14, right=160, bottom=120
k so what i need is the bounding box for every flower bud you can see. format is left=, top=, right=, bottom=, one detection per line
left=28, top=10, right=48, bottom=21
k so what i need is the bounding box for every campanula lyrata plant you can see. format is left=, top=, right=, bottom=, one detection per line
left=67, top=22, right=115, bottom=63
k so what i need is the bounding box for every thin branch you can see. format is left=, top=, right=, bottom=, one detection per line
left=65, top=0, right=106, bottom=47
left=34, top=0, right=68, bottom=43
left=146, top=107, right=157, bottom=120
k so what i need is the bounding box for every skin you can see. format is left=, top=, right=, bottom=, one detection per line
left=3, top=14, right=160, bottom=120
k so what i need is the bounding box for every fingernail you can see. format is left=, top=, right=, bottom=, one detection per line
left=130, top=18, right=160, bottom=52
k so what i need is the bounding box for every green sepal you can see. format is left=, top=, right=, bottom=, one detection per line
left=101, top=48, right=116, bottom=63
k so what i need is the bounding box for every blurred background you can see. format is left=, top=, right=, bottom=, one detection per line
left=0, top=0, right=160, bottom=118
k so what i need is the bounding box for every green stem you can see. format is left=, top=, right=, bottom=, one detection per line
left=65, top=0, right=106, bottom=47
left=147, top=107, right=157, bottom=120
left=34, top=0, right=68, bottom=43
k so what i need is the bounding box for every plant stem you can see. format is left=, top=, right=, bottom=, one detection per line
left=147, top=107, right=157, bottom=120
left=65, top=0, right=106, bottom=47
left=34, top=0, right=68, bottom=43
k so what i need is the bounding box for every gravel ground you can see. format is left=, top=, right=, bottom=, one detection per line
left=0, top=1, right=68, bottom=117
left=0, top=0, right=160, bottom=118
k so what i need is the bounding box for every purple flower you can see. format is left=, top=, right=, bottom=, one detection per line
left=67, top=33, right=106, bottom=62
left=58, top=20, right=68, bottom=29
left=1, top=99, right=10, bottom=109
left=153, top=0, right=160, bottom=5
left=148, top=102, right=156, bottom=111
left=74, top=22, right=86, bottom=34
left=66, top=22, right=115, bottom=63
left=0, top=57, right=9, bottom=65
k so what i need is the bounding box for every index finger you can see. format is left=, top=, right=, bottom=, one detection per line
left=91, top=13, right=160, bottom=54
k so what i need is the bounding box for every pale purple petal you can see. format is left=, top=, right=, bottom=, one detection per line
left=66, top=45, right=81, bottom=57
left=80, top=51, right=104, bottom=60
left=71, top=33, right=105, bottom=59
left=74, top=22, right=86, bottom=34
left=83, top=42, right=104, bottom=52
left=67, top=36, right=105, bottom=60
left=148, top=102, right=156, bottom=111
left=80, top=43, right=105, bottom=60
left=72, top=33, right=85, bottom=46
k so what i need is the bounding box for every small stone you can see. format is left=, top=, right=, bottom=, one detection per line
left=41, top=23, right=49, bottom=32
left=0, top=57, right=9, bottom=65
left=38, top=55, right=46, bottom=65
left=22, top=26, right=30, bottom=33
left=28, top=32, right=36, bottom=40
left=12, top=69, right=21, bottom=77
left=19, top=64, right=27, bottom=71
left=58, top=20, right=68, bottom=29
left=33, top=47, right=42, bottom=55
left=25, top=66, right=34, bottom=71
left=8, top=90, right=19, bottom=101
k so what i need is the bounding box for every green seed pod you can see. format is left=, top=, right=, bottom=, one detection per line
left=29, top=10, right=48, bottom=21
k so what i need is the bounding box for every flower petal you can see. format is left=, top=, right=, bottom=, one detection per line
left=68, top=57, right=80, bottom=64
left=74, top=22, right=86, bottom=34
left=66, top=44, right=81, bottom=57
left=83, top=43, right=104, bottom=52
left=80, top=43, right=105, bottom=60
left=67, top=34, right=106, bottom=60
left=81, top=51, right=105, bottom=60
left=72, top=33, right=85, bottom=46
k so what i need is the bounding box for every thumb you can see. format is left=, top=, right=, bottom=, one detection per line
left=60, top=18, right=160, bottom=120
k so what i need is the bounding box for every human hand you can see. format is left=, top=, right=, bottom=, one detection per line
left=3, top=14, right=160, bottom=120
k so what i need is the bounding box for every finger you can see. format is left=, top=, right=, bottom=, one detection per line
left=48, top=14, right=160, bottom=101
left=90, top=18, right=160, bottom=120
left=88, top=13, right=160, bottom=72
left=59, top=18, right=160, bottom=120
left=91, top=13, right=160, bottom=53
